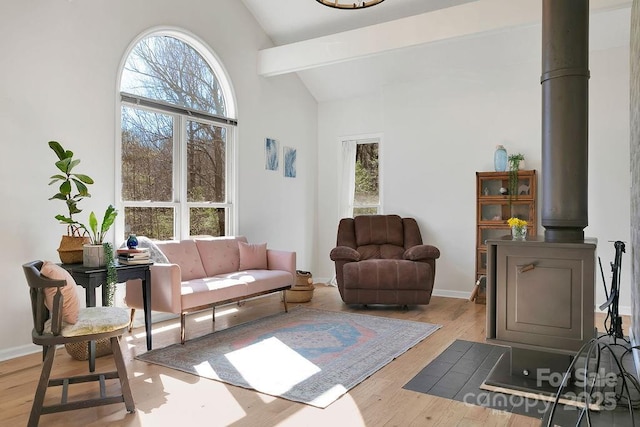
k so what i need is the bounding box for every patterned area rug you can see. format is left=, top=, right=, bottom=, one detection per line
left=137, top=306, right=441, bottom=408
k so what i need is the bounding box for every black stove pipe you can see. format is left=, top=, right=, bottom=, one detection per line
left=541, top=0, right=590, bottom=242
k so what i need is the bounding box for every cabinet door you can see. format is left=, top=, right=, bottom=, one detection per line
left=477, top=177, right=507, bottom=198
left=478, top=201, right=535, bottom=224
left=477, top=173, right=535, bottom=200
left=477, top=250, right=487, bottom=276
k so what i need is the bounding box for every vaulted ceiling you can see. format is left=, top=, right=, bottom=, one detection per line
left=240, top=0, right=632, bottom=102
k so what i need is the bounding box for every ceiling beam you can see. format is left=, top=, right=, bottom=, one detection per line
left=257, top=0, right=630, bottom=77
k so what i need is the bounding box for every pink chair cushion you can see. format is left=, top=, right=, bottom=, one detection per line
left=40, top=261, right=80, bottom=324
left=238, top=242, right=267, bottom=270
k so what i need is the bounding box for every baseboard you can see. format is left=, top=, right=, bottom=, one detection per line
left=431, top=289, right=471, bottom=299
left=314, top=277, right=334, bottom=286
left=595, top=305, right=631, bottom=316
left=0, top=343, right=40, bottom=362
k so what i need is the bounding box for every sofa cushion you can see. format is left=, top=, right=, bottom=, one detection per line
left=354, top=215, right=404, bottom=247
left=238, top=241, right=268, bottom=270
left=343, top=259, right=432, bottom=291
left=41, top=261, right=80, bottom=324
left=195, top=236, right=246, bottom=277
left=226, top=270, right=293, bottom=294
left=156, top=240, right=207, bottom=281
left=180, top=277, right=248, bottom=309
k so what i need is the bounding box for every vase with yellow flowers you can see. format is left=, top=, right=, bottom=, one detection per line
left=507, top=217, right=528, bottom=240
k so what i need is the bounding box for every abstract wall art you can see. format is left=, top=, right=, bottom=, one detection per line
left=265, top=138, right=279, bottom=171
left=284, top=146, right=297, bottom=178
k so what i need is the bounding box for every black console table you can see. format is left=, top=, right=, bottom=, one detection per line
left=62, top=262, right=153, bottom=369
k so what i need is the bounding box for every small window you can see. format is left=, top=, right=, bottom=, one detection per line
left=353, top=142, right=379, bottom=215
left=339, top=137, right=381, bottom=218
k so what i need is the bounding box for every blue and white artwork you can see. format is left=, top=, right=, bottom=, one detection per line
left=265, top=138, right=279, bottom=171
left=283, top=146, right=297, bottom=178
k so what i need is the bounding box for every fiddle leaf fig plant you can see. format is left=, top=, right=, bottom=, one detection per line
left=48, top=140, right=94, bottom=235
left=49, top=141, right=118, bottom=244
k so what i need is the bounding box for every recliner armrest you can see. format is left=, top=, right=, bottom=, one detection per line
left=404, top=245, right=440, bottom=261
left=330, top=246, right=360, bottom=262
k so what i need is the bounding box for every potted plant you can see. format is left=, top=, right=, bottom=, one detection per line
left=48, top=141, right=94, bottom=263
left=75, top=205, right=118, bottom=267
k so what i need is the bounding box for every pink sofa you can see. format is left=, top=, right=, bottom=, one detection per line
left=124, top=236, right=296, bottom=344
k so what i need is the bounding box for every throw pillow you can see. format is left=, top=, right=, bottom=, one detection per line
left=238, top=241, right=268, bottom=270
left=40, top=261, right=80, bottom=324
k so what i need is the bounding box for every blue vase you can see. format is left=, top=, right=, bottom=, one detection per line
left=126, top=234, right=138, bottom=249
left=494, top=145, right=508, bottom=172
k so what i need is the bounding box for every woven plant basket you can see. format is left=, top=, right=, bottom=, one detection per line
left=285, top=284, right=315, bottom=303
left=65, top=338, right=112, bottom=361
left=295, top=270, right=313, bottom=287
left=57, top=234, right=91, bottom=264
left=284, top=270, right=315, bottom=303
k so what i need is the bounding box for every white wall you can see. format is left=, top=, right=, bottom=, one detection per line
left=0, top=0, right=317, bottom=359
left=315, top=8, right=632, bottom=308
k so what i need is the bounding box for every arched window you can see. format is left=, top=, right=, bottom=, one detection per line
left=117, top=29, right=236, bottom=241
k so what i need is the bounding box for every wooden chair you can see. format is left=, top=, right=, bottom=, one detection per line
left=23, top=260, right=135, bottom=427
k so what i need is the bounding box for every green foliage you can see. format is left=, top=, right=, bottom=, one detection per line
left=48, top=141, right=117, bottom=243
left=48, top=141, right=94, bottom=234
left=508, top=153, right=525, bottom=208
left=103, top=242, right=116, bottom=307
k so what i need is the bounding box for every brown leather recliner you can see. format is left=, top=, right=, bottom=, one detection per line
left=329, top=215, right=440, bottom=305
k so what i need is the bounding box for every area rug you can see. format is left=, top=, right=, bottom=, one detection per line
left=137, top=306, right=441, bottom=408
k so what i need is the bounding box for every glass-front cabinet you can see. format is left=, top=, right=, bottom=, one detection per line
left=474, top=170, right=537, bottom=303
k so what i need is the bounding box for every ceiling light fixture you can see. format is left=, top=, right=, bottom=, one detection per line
left=315, top=0, right=385, bottom=10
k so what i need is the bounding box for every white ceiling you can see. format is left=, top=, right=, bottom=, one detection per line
left=240, top=0, right=478, bottom=45
left=240, top=0, right=632, bottom=102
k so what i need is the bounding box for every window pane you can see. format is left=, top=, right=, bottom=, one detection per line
left=121, top=36, right=226, bottom=116
left=124, top=207, right=174, bottom=241
left=122, top=106, right=173, bottom=202
left=187, top=121, right=226, bottom=203
left=354, top=207, right=378, bottom=216
left=190, top=207, right=225, bottom=237
left=354, top=143, right=379, bottom=206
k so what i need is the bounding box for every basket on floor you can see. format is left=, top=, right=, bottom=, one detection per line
left=285, top=270, right=315, bottom=303
left=64, top=338, right=112, bottom=361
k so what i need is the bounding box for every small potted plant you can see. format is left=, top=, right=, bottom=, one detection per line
left=507, top=217, right=528, bottom=240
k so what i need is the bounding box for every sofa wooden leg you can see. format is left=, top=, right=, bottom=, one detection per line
left=212, top=306, right=215, bottom=324
left=282, top=290, right=288, bottom=313
left=128, top=309, right=135, bottom=332
left=180, top=313, right=186, bottom=344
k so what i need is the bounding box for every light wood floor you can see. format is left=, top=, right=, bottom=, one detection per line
left=1, top=285, right=567, bottom=426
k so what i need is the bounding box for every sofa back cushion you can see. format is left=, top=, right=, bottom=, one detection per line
left=354, top=215, right=404, bottom=246
left=195, top=236, right=248, bottom=277
left=156, top=240, right=207, bottom=281
left=238, top=241, right=267, bottom=270
left=354, top=215, right=405, bottom=260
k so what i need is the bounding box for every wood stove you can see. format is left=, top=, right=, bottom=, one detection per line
left=486, top=237, right=596, bottom=385
left=483, top=0, right=597, bottom=394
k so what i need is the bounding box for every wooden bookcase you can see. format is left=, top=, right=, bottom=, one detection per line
left=474, top=170, right=537, bottom=303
